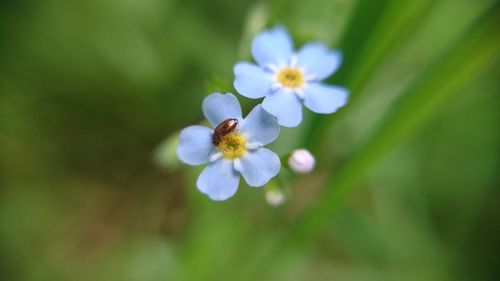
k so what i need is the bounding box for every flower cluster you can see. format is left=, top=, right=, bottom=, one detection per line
left=177, top=26, right=349, bottom=201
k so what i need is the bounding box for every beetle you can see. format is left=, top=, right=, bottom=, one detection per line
left=212, top=118, right=239, bottom=145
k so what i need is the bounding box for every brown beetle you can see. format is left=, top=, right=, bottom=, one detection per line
left=212, top=118, right=238, bottom=145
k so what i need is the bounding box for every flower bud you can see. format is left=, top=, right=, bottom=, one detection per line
left=288, top=149, right=315, bottom=174
left=265, top=189, right=285, bottom=207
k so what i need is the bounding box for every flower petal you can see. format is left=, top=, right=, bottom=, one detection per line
left=251, top=26, right=293, bottom=68
left=202, top=93, right=243, bottom=128
left=235, top=147, right=280, bottom=187
left=233, top=62, right=273, bottom=99
left=262, top=89, right=303, bottom=127
left=240, top=105, right=280, bottom=146
left=196, top=158, right=240, bottom=201
left=177, top=125, right=213, bottom=165
left=296, top=43, right=342, bottom=81
left=303, top=83, right=349, bottom=114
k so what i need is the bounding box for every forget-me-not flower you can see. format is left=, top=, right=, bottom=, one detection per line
left=234, top=26, right=349, bottom=127
left=177, top=93, right=281, bottom=201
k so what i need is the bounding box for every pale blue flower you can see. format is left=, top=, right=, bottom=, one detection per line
left=177, top=93, right=281, bottom=201
left=234, top=26, right=349, bottom=127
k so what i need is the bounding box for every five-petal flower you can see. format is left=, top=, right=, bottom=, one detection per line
left=234, top=25, right=349, bottom=127
left=177, top=93, right=281, bottom=201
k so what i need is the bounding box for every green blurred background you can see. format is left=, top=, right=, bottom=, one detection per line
left=1, top=0, right=499, bottom=280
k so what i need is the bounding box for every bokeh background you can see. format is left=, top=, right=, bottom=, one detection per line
left=1, top=0, right=499, bottom=280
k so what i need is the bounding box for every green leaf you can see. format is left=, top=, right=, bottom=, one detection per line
left=153, top=132, right=180, bottom=171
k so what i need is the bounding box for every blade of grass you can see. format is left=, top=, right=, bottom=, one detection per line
left=304, top=0, right=436, bottom=150
left=291, top=1, right=500, bottom=244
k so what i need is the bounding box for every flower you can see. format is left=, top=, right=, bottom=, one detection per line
left=288, top=149, right=315, bottom=174
left=233, top=25, right=349, bottom=127
left=177, top=93, right=281, bottom=201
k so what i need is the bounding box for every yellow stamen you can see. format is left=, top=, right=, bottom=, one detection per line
left=218, top=132, right=246, bottom=159
left=277, top=67, right=304, bottom=88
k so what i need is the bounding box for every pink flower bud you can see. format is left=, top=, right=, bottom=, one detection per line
left=288, top=149, right=315, bottom=174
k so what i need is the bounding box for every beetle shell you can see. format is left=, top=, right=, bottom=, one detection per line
left=212, top=118, right=239, bottom=145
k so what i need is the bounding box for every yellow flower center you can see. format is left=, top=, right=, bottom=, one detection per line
left=277, top=67, right=304, bottom=89
left=218, top=132, right=246, bottom=159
